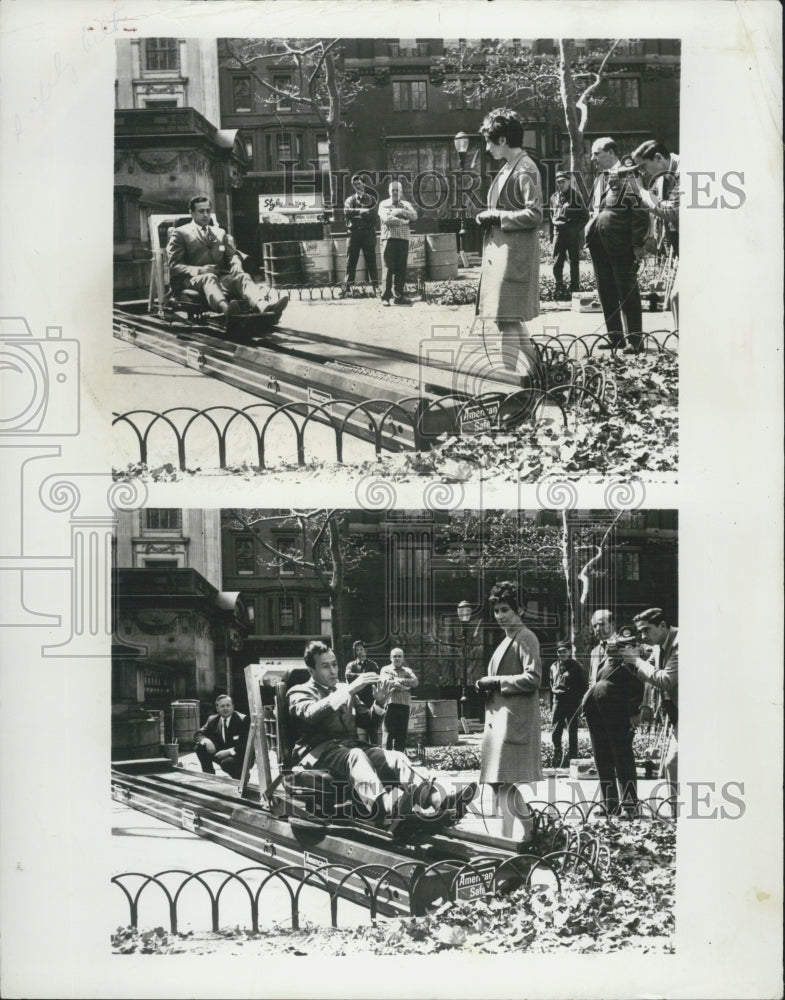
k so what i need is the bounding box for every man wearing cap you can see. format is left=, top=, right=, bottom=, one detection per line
left=549, top=172, right=589, bottom=298
left=584, top=138, right=649, bottom=353
left=622, top=608, right=679, bottom=793
left=582, top=619, right=645, bottom=815
left=549, top=642, right=588, bottom=767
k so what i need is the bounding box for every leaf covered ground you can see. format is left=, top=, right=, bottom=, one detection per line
left=112, top=819, right=674, bottom=956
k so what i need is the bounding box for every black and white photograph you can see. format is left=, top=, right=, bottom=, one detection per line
left=0, top=1, right=781, bottom=999
left=112, top=35, right=680, bottom=488
left=111, top=506, right=680, bottom=954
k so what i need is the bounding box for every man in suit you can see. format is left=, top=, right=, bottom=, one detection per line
left=194, top=693, right=250, bottom=779
left=584, top=138, right=650, bottom=353
left=167, top=195, right=289, bottom=331
left=623, top=607, right=679, bottom=794
left=288, top=641, right=473, bottom=823
left=583, top=614, right=645, bottom=815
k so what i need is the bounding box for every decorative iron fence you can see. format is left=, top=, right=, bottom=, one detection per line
left=112, top=800, right=674, bottom=932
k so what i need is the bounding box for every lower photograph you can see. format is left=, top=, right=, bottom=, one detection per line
left=111, top=506, right=678, bottom=955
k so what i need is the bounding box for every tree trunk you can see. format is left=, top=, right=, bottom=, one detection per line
left=558, top=39, right=587, bottom=177
left=327, top=515, right=345, bottom=665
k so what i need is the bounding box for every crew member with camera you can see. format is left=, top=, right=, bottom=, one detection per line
left=622, top=607, right=679, bottom=794
left=582, top=617, right=645, bottom=816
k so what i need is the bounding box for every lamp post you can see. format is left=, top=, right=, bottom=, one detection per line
left=456, top=599, right=473, bottom=720
left=453, top=132, right=470, bottom=267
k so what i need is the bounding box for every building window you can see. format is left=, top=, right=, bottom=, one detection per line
left=392, top=79, right=428, bottom=112
left=266, top=132, right=304, bottom=169
left=387, top=137, right=482, bottom=216
left=279, top=596, right=295, bottom=632
left=232, top=75, right=252, bottom=112
left=235, top=537, right=255, bottom=575
left=273, top=74, right=294, bottom=111
left=388, top=39, right=430, bottom=58
left=448, top=77, right=482, bottom=110
left=145, top=509, right=182, bottom=531
left=244, top=597, right=257, bottom=626
left=239, top=133, right=254, bottom=163
left=143, top=99, right=178, bottom=109
left=613, top=551, right=641, bottom=581
left=606, top=77, right=641, bottom=108
left=143, top=559, right=178, bottom=568
left=320, top=601, right=332, bottom=638
left=144, top=38, right=179, bottom=72
left=316, top=134, right=330, bottom=170
left=277, top=536, right=297, bottom=576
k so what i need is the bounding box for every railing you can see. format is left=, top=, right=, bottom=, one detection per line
left=112, top=798, right=674, bottom=933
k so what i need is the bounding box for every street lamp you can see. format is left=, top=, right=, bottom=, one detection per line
left=456, top=599, right=473, bottom=720
left=453, top=132, right=470, bottom=266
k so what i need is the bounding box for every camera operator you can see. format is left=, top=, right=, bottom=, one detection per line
left=582, top=623, right=645, bottom=816
left=621, top=608, right=679, bottom=795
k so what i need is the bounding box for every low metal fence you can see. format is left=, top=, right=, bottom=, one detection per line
left=112, top=799, right=674, bottom=933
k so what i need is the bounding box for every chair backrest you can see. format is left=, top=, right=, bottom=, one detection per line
left=277, top=667, right=313, bottom=768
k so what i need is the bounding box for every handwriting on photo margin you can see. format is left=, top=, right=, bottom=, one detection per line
left=14, top=5, right=134, bottom=142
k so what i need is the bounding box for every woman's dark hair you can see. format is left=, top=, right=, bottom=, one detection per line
left=479, top=108, right=525, bottom=148
left=488, top=580, right=527, bottom=614
left=304, top=639, right=331, bottom=668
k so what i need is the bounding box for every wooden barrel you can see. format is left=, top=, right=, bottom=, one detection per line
left=300, top=239, right=334, bottom=284
left=426, top=699, right=459, bottom=746
left=263, top=241, right=303, bottom=287
left=425, top=232, right=459, bottom=281
left=111, top=718, right=160, bottom=760
left=171, top=699, right=200, bottom=750
left=404, top=234, right=427, bottom=282
left=332, top=238, right=382, bottom=285
left=406, top=701, right=428, bottom=747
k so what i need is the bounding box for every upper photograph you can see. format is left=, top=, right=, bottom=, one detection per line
left=112, top=37, right=679, bottom=488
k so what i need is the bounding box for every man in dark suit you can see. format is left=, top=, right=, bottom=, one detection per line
left=167, top=195, right=288, bottom=330
left=194, top=693, right=250, bottom=779
left=584, top=138, right=650, bottom=353
left=582, top=621, right=645, bottom=815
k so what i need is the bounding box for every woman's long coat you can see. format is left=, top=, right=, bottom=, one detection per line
left=476, top=150, right=543, bottom=323
left=480, top=623, right=543, bottom=784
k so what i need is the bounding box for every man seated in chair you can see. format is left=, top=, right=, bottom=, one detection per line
left=288, top=641, right=474, bottom=825
left=194, top=694, right=250, bottom=780
left=167, top=195, right=289, bottom=331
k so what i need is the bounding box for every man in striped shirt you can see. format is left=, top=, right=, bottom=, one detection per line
left=378, top=181, right=418, bottom=306
left=379, top=647, right=419, bottom=751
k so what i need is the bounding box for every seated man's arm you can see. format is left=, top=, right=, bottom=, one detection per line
left=223, top=232, right=246, bottom=275
left=168, top=229, right=204, bottom=285
left=289, top=684, right=351, bottom=723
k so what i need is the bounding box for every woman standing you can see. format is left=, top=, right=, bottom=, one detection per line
left=475, top=108, right=543, bottom=379
left=476, top=581, right=543, bottom=840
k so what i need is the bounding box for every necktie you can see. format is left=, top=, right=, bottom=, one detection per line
left=221, top=717, right=227, bottom=743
